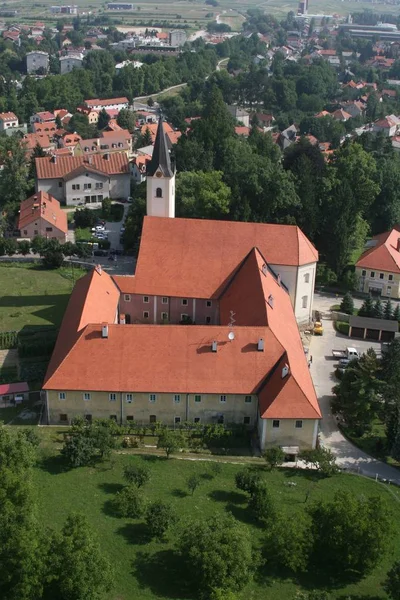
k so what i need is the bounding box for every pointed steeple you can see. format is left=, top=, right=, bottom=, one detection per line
left=146, top=114, right=174, bottom=177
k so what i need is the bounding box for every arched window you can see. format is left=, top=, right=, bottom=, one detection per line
left=156, top=187, right=163, bottom=198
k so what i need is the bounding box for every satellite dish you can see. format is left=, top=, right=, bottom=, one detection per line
left=228, top=331, right=235, bottom=341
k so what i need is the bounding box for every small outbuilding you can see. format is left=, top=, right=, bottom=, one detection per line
left=348, top=315, right=398, bottom=342
left=0, top=382, right=29, bottom=406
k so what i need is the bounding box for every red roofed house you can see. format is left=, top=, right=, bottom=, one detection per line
left=355, top=226, right=400, bottom=298
left=0, top=112, right=19, bottom=132
left=332, top=108, right=352, bottom=122
left=373, top=115, right=400, bottom=137
left=35, top=152, right=130, bottom=206
left=42, top=118, right=321, bottom=453
left=22, top=133, right=56, bottom=156
left=18, top=191, right=67, bottom=241
left=83, top=97, right=129, bottom=112
left=30, top=111, right=56, bottom=125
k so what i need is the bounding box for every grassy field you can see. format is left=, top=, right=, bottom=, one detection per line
left=0, top=264, right=78, bottom=332
left=32, top=436, right=400, bottom=600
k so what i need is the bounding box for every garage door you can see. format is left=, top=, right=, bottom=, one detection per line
left=350, top=327, right=364, bottom=338
left=381, top=331, right=395, bottom=342
left=366, top=329, right=380, bottom=340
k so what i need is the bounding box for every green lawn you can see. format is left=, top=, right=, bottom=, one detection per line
left=341, top=419, right=400, bottom=471
left=0, top=264, right=77, bottom=332
left=32, top=440, right=400, bottom=600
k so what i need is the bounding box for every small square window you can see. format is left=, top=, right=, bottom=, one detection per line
left=380, top=273, right=384, bottom=280
left=124, top=294, right=131, bottom=302
left=389, top=274, right=393, bottom=281
left=181, top=298, right=188, bottom=306
left=205, top=316, right=211, bottom=324
left=109, top=393, right=116, bottom=401
left=143, top=296, right=149, bottom=303
left=362, top=270, right=366, bottom=276
left=194, top=394, right=201, bottom=403
left=272, top=420, right=280, bottom=429
left=371, top=271, right=375, bottom=278
left=243, top=416, right=251, bottom=425
left=59, top=392, right=66, bottom=400
left=206, top=300, right=212, bottom=308
left=60, top=413, right=68, bottom=422
left=180, top=313, right=188, bottom=320
left=58, top=181, right=62, bottom=187
left=304, top=273, right=310, bottom=283
left=149, top=394, right=156, bottom=403
left=295, top=420, right=303, bottom=429
left=194, top=417, right=201, bottom=423
left=143, top=311, right=149, bottom=319
left=149, top=414, right=156, bottom=423
left=85, top=414, right=92, bottom=422
left=245, top=395, right=252, bottom=403
left=174, top=394, right=181, bottom=404
left=174, top=416, right=181, bottom=424
left=126, top=393, right=133, bottom=403
left=161, top=312, right=168, bottom=320
left=220, top=395, right=227, bottom=403
left=302, top=295, right=308, bottom=309
left=126, top=415, right=134, bottom=421
left=162, top=297, right=168, bottom=304
left=23, top=230, right=27, bottom=235
left=45, top=227, right=52, bottom=232
left=83, top=392, right=91, bottom=401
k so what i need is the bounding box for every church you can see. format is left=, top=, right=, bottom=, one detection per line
left=43, top=117, right=321, bottom=453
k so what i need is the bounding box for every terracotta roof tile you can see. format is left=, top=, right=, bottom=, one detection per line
left=35, top=152, right=130, bottom=179
left=0, top=112, right=18, bottom=122
left=18, top=191, right=67, bottom=232
left=356, top=227, right=400, bottom=273
left=133, top=217, right=318, bottom=298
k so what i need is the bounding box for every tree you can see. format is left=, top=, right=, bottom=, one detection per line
left=157, top=430, right=185, bottom=458
left=44, top=513, right=113, bottom=600
left=299, top=447, right=339, bottom=477
left=384, top=299, right=393, bottom=320
left=263, top=446, right=285, bottom=469
left=186, top=474, right=201, bottom=495
left=112, top=485, right=146, bottom=518
left=248, top=481, right=277, bottom=525
left=74, top=207, right=97, bottom=229
left=123, top=464, right=150, bottom=488
left=176, top=171, right=231, bottom=219
left=30, top=235, right=47, bottom=255
left=5, top=238, right=18, bottom=256
left=42, top=247, right=64, bottom=269
left=117, top=108, right=136, bottom=132
left=18, top=240, right=31, bottom=256
left=177, top=514, right=256, bottom=597
left=145, top=500, right=177, bottom=540
left=97, top=108, right=110, bottom=130
left=101, top=197, right=112, bottom=220
left=394, top=304, right=400, bottom=322
left=266, top=512, right=312, bottom=573
left=374, top=297, right=384, bottom=319
left=340, top=292, right=354, bottom=315
left=140, top=127, right=152, bottom=147
left=61, top=431, right=97, bottom=467
left=0, top=136, right=30, bottom=211
left=385, top=560, right=400, bottom=600
left=235, top=468, right=261, bottom=495
left=90, top=419, right=116, bottom=460
left=308, top=490, right=391, bottom=577
left=358, top=294, right=374, bottom=317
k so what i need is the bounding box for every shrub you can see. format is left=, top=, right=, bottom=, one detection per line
left=74, top=207, right=97, bottom=229
left=263, top=446, right=285, bottom=469
left=235, top=468, right=261, bottom=495
left=335, top=321, right=349, bottom=335
left=112, top=485, right=146, bottom=518
left=145, top=500, right=177, bottom=539
left=123, top=464, right=150, bottom=488
left=248, top=481, right=277, bottom=525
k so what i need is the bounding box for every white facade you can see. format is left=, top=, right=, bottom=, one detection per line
left=26, top=51, right=49, bottom=74
left=270, top=262, right=316, bottom=324
left=169, top=30, right=186, bottom=47
left=85, top=99, right=129, bottom=111
left=146, top=172, right=175, bottom=218
left=0, top=115, right=18, bottom=132
left=60, top=54, right=83, bottom=74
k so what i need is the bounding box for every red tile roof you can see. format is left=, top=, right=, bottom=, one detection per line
left=35, top=111, right=55, bottom=122
left=129, top=217, right=318, bottom=299
left=235, top=126, right=251, bottom=136
left=85, top=97, right=128, bottom=108
left=0, top=382, right=28, bottom=396
left=0, top=112, right=18, bottom=122
left=35, top=152, right=130, bottom=179
left=18, top=191, right=67, bottom=232
left=22, top=133, right=54, bottom=151
left=141, top=121, right=174, bottom=143
left=356, top=226, right=400, bottom=274
left=33, top=121, right=57, bottom=134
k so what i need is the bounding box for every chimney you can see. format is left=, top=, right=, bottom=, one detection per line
left=257, top=338, right=264, bottom=352
left=119, top=314, right=126, bottom=325
left=282, top=364, right=289, bottom=378
left=51, top=154, right=57, bottom=163
left=397, top=237, right=400, bottom=252
left=211, top=340, right=217, bottom=353
left=101, top=323, right=108, bottom=338
left=104, top=152, right=110, bottom=160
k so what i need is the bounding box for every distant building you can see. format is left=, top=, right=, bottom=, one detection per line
left=30, top=111, right=56, bottom=126
left=106, top=2, right=133, bottom=9
left=26, top=51, right=49, bottom=74
left=227, top=105, right=250, bottom=127
left=0, top=112, right=18, bottom=132
left=356, top=226, right=400, bottom=298
left=18, top=191, right=68, bottom=242
left=169, top=30, right=186, bottom=47
left=50, top=5, right=78, bottom=14
left=83, top=97, right=129, bottom=112
left=298, top=0, right=308, bottom=15
left=60, top=53, right=84, bottom=74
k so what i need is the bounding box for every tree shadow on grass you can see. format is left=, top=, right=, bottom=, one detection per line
left=200, top=472, right=214, bottom=481
left=209, top=489, right=247, bottom=504
left=39, top=453, right=69, bottom=475
left=98, top=482, right=124, bottom=495
left=134, top=549, right=195, bottom=599
left=102, top=498, right=119, bottom=518
left=281, top=467, right=324, bottom=482
left=116, top=522, right=150, bottom=546
left=171, top=488, right=188, bottom=498
left=140, top=455, right=164, bottom=463
left=226, top=503, right=263, bottom=528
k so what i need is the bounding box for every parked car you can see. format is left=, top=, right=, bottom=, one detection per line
left=92, top=225, right=105, bottom=232
left=93, top=249, right=108, bottom=257
left=120, top=225, right=126, bottom=233
left=127, top=196, right=133, bottom=203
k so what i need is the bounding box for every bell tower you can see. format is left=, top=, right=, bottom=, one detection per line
left=146, top=115, right=176, bottom=218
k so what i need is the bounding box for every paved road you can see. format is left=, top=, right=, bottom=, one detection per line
left=309, top=315, right=400, bottom=482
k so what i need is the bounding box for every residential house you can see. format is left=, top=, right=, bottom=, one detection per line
left=83, top=97, right=129, bottom=112
left=355, top=226, right=400, bottom=298
left=60, top=52, right=84, bottom=74
left=331, top=108, right=352, bottom=122
left=18, top=191, right=67, bottom=241
left=373, top=115, right=400, bottom=137
left=131, top=154, right=151, bottom=184
left=140, top=121, right=181, bottom=147
left=22, top=133, right=56, bottom=155
left=278, top=124, right=298, bottom=150
left=26, top=50, right=49, bottom=74
left=74, top=130, right=133, bottom=158
left=235, top=126, right=251, bottom=137
left=76, top=106, right=99, bottom=124
left=169, top=30, right=186, bottom=47
left=227, top=105, right=250, bottom=127
left=30, top=111, right=55, bottom=125
left=0, top=111, right=18, bottom=132
left=339, top=100, right=365, bottom=119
